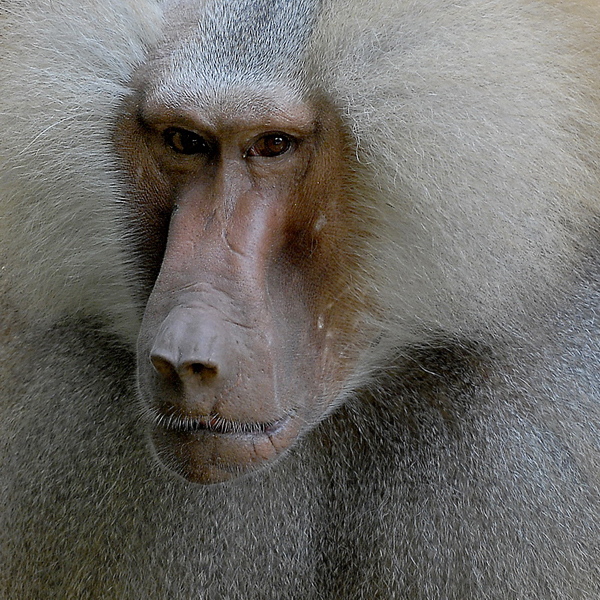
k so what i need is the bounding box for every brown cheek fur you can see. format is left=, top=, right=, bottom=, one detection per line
left=276, top=115, right=371, bottom=390
left=115, top=101, right=179, bottom=288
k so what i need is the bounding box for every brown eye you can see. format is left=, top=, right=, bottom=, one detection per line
left=247, top=133, right=293, bottom=158
left=164, top=127, right=210, bottom=155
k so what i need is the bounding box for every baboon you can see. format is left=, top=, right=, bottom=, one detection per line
left=1, top=0, right=600, bottom=597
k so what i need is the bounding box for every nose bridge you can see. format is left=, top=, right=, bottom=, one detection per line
left=215, top=155, right=283, bottom=266
left=164, top=159, right=284, bottom=292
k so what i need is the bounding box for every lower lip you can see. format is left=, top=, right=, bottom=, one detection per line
left=150, top=414, right=297, bottom=484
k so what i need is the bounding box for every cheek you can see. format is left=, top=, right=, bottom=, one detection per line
left=269, top=193, right=369, bottom=397
left=114, top=113, right=178, bottom=289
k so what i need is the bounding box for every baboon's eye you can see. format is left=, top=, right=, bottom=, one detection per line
left=164, top=127, right=211, bottom=155
left=247, top=133, right=294, bottom=158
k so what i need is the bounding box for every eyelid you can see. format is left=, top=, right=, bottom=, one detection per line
left=163, top=127, right=211, bottom=155
left=245, top=132, right=296, bottom=158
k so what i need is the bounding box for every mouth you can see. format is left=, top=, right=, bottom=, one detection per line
left=147, top=407, right=299, bottom=484
left=154, top=411, right=289, bottom=436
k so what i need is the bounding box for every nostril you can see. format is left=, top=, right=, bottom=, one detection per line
left=185, top=362, right=219, bottom=381
left=150, top=351, right=220, bottom=384
left=151, top=354, right=179, bottom=382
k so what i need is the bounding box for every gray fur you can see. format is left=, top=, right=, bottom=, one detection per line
left=2, top=0, right=600, bottom=598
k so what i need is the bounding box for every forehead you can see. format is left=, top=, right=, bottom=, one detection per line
left=141, top=52, right=304, bottom=109
left=140, top=80, right=315, bottom=135
left=153, top=0, right=317, bottom=83
left=134, top=0, right=320, bottom=128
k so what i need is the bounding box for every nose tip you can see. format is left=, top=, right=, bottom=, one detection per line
left=149, top=307, right=228, bottom=386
